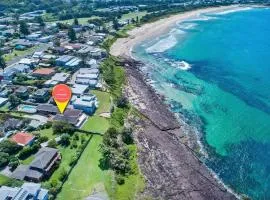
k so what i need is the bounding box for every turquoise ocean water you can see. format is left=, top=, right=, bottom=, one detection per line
left=134, top=7, right=270, bottom=199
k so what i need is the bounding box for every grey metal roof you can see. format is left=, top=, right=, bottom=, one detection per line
left=11, top=165, right=29, bottom=180
left=30, top=147, right=58, bottom=169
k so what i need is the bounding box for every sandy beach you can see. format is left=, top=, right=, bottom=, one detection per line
left=111, top=5, right=246, bottom=58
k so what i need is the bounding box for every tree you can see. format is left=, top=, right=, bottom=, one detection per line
left=19, top=21, right=30, bottom=35
left=68, top=27, right=76, bottom=41
left=9, top=94, right=21, bottom=107
left=0, top=152, right=9, bottom=168
left=136, top=16, right=139, bottom=24
left=0, top=50, right=6, bottom=73
left=116, top=95, right=129, bottom=108
left=36, top=16, right=45, bottom=27
left=121, top=127, right=133, bottom=145
left=48, top=139, right=58, bottom=148
left=0, top=140, right=22, bottom=155
left=59, top=134, right=70, bottom=146
left=8, top=157, right=19, bottom=171
left=53, top=38, right=61, bottom=47
left=58, top=168, right=68, bottom=181
left=73, top=18, right=79, bottom=26
left=37, top=136, right=49, bottom=144
left=113, top=17, right=120, bottom=31
left=52, top=121, right=75, bottom=134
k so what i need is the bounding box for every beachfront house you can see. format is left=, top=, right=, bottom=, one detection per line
left=72, top=94, right=98, bottom=115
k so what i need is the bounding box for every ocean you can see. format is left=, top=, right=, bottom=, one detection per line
left=134, top=7, right=270, bottom=199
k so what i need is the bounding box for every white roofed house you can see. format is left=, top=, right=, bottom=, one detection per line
left=32, top=51, right=44, bottom=59
left=71, top=84, right=89, bottom=96
left=75, top=68, right=99, bottom=88
left=2, top=63, right=31, bottom=81
left=0, top=183, right=49, bottom=200
left=72, top=94, right=98, bottom=115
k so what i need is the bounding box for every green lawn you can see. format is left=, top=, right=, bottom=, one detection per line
left=38, top=128, right=55, bottom=140
left=56, top=135, right=113, bottom=200
left=20, top=155, right=35, bottom=165
left=52, top=16, right=100, bottom=25
left=92, top=90, right=111, bottom=115
left=3, top=46, right=40, bottom=62
left=47, top=133, right=89, bottom=183
left=121, top=11, right=147, bottom=21
left=0, top=174, right=22, bottom=187
left=0, top=174, right=12, bottom=186
left=81, top=116, right=110, bottom=134
left=0, top=104, right=9, bottom=112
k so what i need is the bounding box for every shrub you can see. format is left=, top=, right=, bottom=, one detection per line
left=115, top=174, right=125, bottom=185
left=59, top=134, right=71, bottom=146
left=58, top=168, right=68, bottom=182
left=0, top=152, right=9, bottom=168
left=48, top=139, right=57, bottom=148
left=52, top=121, right=75, bottom=135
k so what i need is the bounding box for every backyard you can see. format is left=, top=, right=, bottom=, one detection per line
left=56, top=115, right=111, bottom=200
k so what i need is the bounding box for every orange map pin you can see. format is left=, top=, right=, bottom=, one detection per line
left=52, top=84, right=72, bottom=114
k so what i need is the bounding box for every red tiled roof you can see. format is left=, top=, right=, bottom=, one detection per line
left=11, top=132, right=34, bottom=145
left=33, top=68, right=55, bottom=75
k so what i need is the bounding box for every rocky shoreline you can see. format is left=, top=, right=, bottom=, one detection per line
left=122, top=58, right=238, bottom=200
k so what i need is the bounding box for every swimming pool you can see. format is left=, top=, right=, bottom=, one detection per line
left=18, top=104, right=37, bottom=113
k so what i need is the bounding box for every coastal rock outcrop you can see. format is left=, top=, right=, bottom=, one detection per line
left=123, top=59, right=237, bottom=200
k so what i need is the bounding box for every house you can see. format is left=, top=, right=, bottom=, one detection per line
left=53, top=108, right=87, bottom=127
left=32, top=68, right=55, bottom=78
left=75, top=68, right=99, bottom=88
left=26, top=33, right=41, bottom=41
left=0, top=118, right=24, bottom=133
left=15, top=86, right=29, bottom=99
left=65, top=57, right=82, bottom=68
left=72, top=94, right=98, bottom=114
left=0, top=88, right=12, bottom=97
left=11, top=132, right=35, bottom=146
left=0, top=183, right=48, bottom=200
left=51, top=73, right=70, bottom=83
left=38, top=36, right=53, bottom=43
left=52, top=46, right=66, bottom=55
left=15, top=40, right=34, bottom=49
left=32, top=51, right=44, bottom=59
left=37, top=104, right=58, bottom=115
left=0, top=97, right=8, bottom=107
left=2, top=63, right=30, bottom=81
left=19, top=58, right=37, bottom=67
left=33, top=89, right=50, bottom=103
left=71, top=84, right=88, bottom=96
left=55, top=55, right=74, bottom=66
left=12, top=147, right=61, bottom=182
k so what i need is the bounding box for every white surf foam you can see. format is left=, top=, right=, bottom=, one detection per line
left=177, top=22, right=198, bottom=30
left=171, top=61, right=191, bottom=71
left=146, top=34, right=178, bottom=53
left=214, top=7, right=253, bottom=15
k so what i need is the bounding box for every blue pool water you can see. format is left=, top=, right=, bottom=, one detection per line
left=134, top=7, right=270, bottom=199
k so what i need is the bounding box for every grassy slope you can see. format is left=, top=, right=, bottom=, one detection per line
left=115, top=145, right=145, bottom=200
left=92, top=90, right=111, bottom=115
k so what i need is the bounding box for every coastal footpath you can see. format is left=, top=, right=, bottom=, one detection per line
left=110, top=6, right=242, bottom=200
